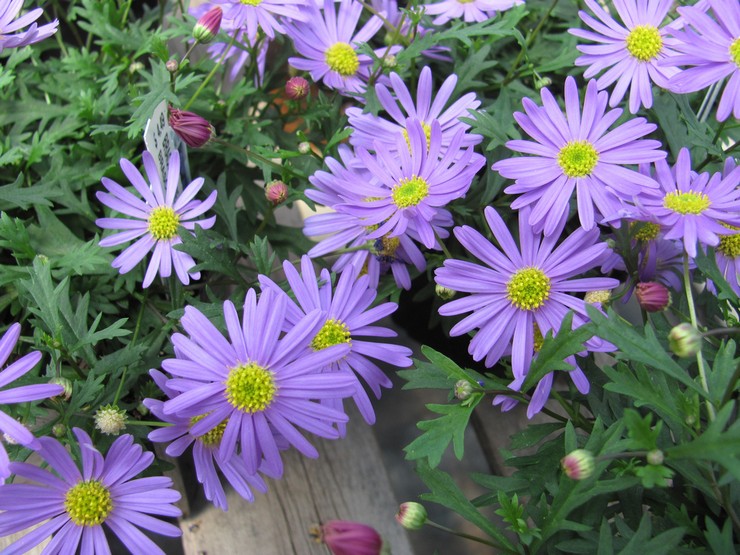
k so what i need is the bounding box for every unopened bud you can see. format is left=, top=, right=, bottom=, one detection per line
left=584, top=289, right=611, bottom=305
left=454, top=379, right=473, bottom=401
left=136, top=402, right=149, bottom=416
left=382, top=55, right=397, bottom=69
left=285, top=76, right=309, bottom=100
left=635, top=282, right=671, bottom=312
left=169, top=107, right=214, bottom=148
left=193, top=6, right=222, bottom=44
left=395, top=502, right=427, bottom=530
left=52, top=423, right=66, bottom=438
left=94, top=404, right=127, bottom=436
left=668, top=323, right=702, bottom=358
left=49, top=377, right=72, bottom=401
left=561, top=449, right=595, bottom=480
left=647, top=449, right=664, bottom=465
left=265, top=180, right=288, bottom=206
left=165, top=59, right=179, bottom=74
left=298, top=141, right=312, bottom=155
left=311, top=520, right=386, bottom=555
left=435, top=284, right=456, bottom=300
left=535, top=76, right=552, bottom=89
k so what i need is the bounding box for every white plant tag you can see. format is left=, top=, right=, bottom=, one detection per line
left=143, top=101, right=191, bottom=187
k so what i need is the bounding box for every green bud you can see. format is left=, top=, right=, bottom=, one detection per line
left=435, top=284, right=456, bottom=300
left=395, top=502, right=427, bottom=530
left=646, top=449, right=664, bottom=465
left=668, top=323, right=702, bottom=358
left=561, top=449, right=595, bottom=480
left=454, top=379, right=474, bottom=401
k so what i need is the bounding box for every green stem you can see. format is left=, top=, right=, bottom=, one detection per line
left=434, top=229, right=453, bottom=260
left=113, top=367, right=127, bottom=406
left=502, top=0, right=559, bottom=87
left=184, top=32, right=239, bottom=110
left=121, top=0, right=134, bottom=28
left=125, top=420, right=173, bottom=427
left=683, top=254, right=715, bottom=421
left=425, top=520, right=502, bottom=550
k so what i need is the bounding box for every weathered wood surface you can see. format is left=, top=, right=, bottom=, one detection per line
left=179, top=409, right=414, bottom=555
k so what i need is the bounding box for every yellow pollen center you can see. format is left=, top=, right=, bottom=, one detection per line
left=311, top=319, right=352, bottom=351
left=506, top=267, right=551, bottom=311
left=240, top=0, right=262, bottom=5
left=625, top=25, right=663, bottom=62
left=373, top=234, right=401, bottom=262
left=663, top=191, right=710, bottom=215
left=718, top=224, right=740, bottom=257
left=393, top=176, right=429, bottom=208
left=325, top=42, right=359, bottom=76
left=64, top=480, right=113, bottom=527
left=533, top=324, right=544, bottom=353
left=225, top=362, right=276, bottom=413
left=190, top=414, right=229, bottom=446
left=402, top=122, right=432, bottom=151
left=557, top=141, right=599, bottom=178
left=458, top=0, right=475, bottom=3
left=729, top=38, right=740, bottom=67
left=632, top=222, right=661, bottom=242
left=148, top=206, right=180, bottom=240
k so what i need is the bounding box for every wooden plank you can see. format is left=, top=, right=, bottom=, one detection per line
left=180, top=408, right=414, bottom=555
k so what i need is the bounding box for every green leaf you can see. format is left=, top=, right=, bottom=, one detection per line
left=616, top=513, right=684, bottom=555
left=404, top=402, right=478, bottom=467
left=0, top=174, right=61, bottom=210
left=126, top=60, right=179, bottom=139
left=175, top=226, right=246, bottom=284
left=622, top=409, right=661, bottom=451
left=245, top=235, right=276, bottom=276
left=694, top=248, right=739, bottom=303
left=509, top=422, right=564, bottom=451
left=704, top=516, right=734, bottom=555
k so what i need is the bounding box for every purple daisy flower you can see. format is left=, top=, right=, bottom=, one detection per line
left=337, top=118, right=485, bottom=249
left=633, top=148, right=740, bottom=258
left=285, top=0, right=388, bottom=95
left=96, top=150, right=217, bottom=288
left=434, top=206, right=619, bottom=412
left=708, top=157, right=740, bottom=296
left=664, top=0, right=740, bottom=122
left=145, top=370, right=275, bottom=511
left=346, top=65, right=482, bottom=155
left=159, top=288, right=356, bottom=478
left=259, top=256, right=412, bottom=433
left=422, top=0, right=523, bottom=26
left=207, top=0, right=306, bottom=40
left=492, top=76, right=665, bottom=236
left=0, top=323, right=63, bottom=481
left=0, top=0, right=58, bottom=53
left=569, top=0, right=680, bottom=113
left=0, top=428, right=181, bottom=555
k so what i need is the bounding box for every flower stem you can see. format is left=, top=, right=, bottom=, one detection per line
left=502, top=0, right=559, bottom=86
left=184, top=32, right=238, bottom=110
left=425, top=520, right=501, bottom=549
left=125, top=420, right=172, bottom=427
left=434, top=229, right=453, bottom=260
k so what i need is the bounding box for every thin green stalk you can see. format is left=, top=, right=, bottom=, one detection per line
left=113, top=367, right=127, bottom=405
left=121, top=0, right=134, bottom=27
left=502, top=0, right=560, bottom=87
left=184, top=33, right=239, bottom=110
left=125, top=420, right=173, bottom=427
left=425, top=520, right=503, bottom=550
left=434, top=229, right=453, bottom=260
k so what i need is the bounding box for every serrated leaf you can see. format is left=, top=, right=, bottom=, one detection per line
left=404, top=402, right=477, bottom=467
left=0, top=174, right=61, bottom=210
left=509, top=422, right=563, bottom=450
left=245, top=235, right=276, bottom=276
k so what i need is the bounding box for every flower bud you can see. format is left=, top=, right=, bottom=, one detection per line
left=535, top=76, right=552, bottom=89
left=395, top=502, right=427, bottom=530
left=311, top=520, right=385, bottom=555
left=298, top=141, right=312, bottom=155
left=382, top=55, right=397, bottom=69
left=94, top=404, right=127, bottom=436
left=285, top=76, right=309, bottom=100
left=52, top=423, right=66, bottom=438
left=561, top=449, right=595, bottom=480
left=265, top=180, right=288, bottom=206
left=136, top=402, right=149, bottom=416
left=435, top=284, right=456, bottom=300
left=635, top=282, right=671, bottom=312
left=49, top=377, right=72, bottom=401
left=647, top=449, right=664, bottom=465
left=584, top=289, right=611, bottom=305
left=165, top=59, right=179, bottom=74
left=193, top=6, right=222, bottom=44
left=169, top=107, right=214, bottom=148
left=454, top=379, right=473, bottom=401
left=668, top=323, right=702, bottom=358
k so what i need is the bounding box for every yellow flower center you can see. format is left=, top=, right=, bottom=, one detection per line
left=325, top=42, right=359, bottom=76
left=64, top=480, right=113, bottom=527
left=718, top=224, right=740, bottom=258
left=373, top=234, right=401, bottom=262
left=730, top=38, right=740, bottom=68
left=557, top=141, right=599, bottom=178
left=533, top=324, right=544, bottom=353
left=240, top=0, right=262, bottom=5
left=506, top=267, right=551, bottom=311
left=190, top=414, right=229, bottom=446
left=632, top=221, right=661, bottom=242
left=458, top=0, right=475, bottom=3
left=148, top=206, right=180, bottom=241
left=663, top=191, right=710, bottom=215
left=393, top=176, right=429, bottom=208
left=225, top=362, right=276, bottom=413
left=402, top=122, right=432, bottom=151
left=311, top=319, right=352, bottom=351
left=625, top=25, right=663, bottom=62
left=584, top=290, right=611, bottom=305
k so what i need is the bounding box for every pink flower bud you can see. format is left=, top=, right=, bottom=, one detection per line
left=635, top=281, right=671, bottom=312
left=561, top=449, right=595, bottom=480
left=314, top=520, right=385, bottom=555
left=265, top=180, right=288, bottom=206
left=169, top=107, right=214, bottom=148
left=285, top=76, right=309, bottom=99
left=193, top=6, right=222, bottom=44
left=395, top=502, right=427, bottom=530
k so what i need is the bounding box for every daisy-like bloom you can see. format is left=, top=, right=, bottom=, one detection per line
left=259, top=256, right=412, bottom=433
left=145, top=370, right=274, bottom=511
left=159, top=288, right=356, bottom=478
left=338, top=119, right=485, bottom=249
left=0, top=428, right=181, bottom=555
left=346, top=65, right=482, bottom=154
left=492, top=76, right=665, bottom=236
left=569, top=0, right=680, bottom=113
left=708, top=158, right=740, bottom=296
left=664, top=0, right=740, bottom=122
left=633, top=148, right=740, bottom=259
left=202, top=0, right=306, bottom=40
left=96, top=150, right=217, bottom=288
left=285, top=0, right=389, bottom=95
left=422, top=0, right=523, bottom=26
left=0, top=0, right=58, bottom=54
left=0, top=323, right=63, bottom=481
left=434, top=206, right=619, bottom=414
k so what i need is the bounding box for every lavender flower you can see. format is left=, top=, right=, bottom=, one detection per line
left=633, top=148, right=740, bottom=258
left=259, top=256, right=412, bottom=432
left=285, top=0, right=388, bottom=95
left=205, top=0, right=306, bottom=40
left=346, top=65, right=482, bottom=155
left=569, top=0, right=679, bottom=113
left=159, top=288, right=356, bottom=478
left=0, top=428, right=181, bottom=554
left=435, top=206, right=618, bottom=416
left=665, top=0, right=740, bottom=121
left=0, top=0, right=58, bottom=53
left=96, top=150, right=217, bottom=288
left=0, top=323, right=62, bottom=481
left=492, top=76, right=665, bottom=236
left=422, top=0, right=523, bottom=26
